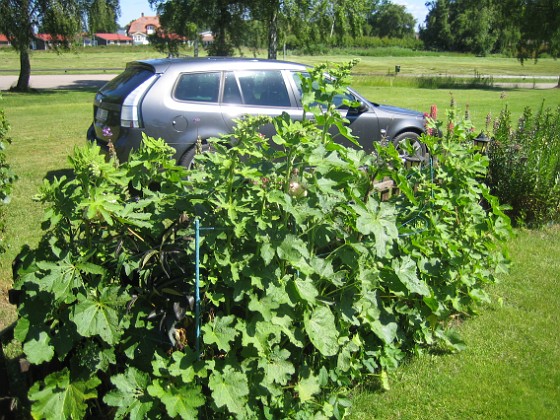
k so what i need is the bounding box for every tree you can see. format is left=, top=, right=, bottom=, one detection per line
left=516, top=0, right=560, bottom=61
left=248, top=0, right=281, bottom=59
left=419, top=0, right=453, bottom=50
left=155, top=0, right=371, bottom=57
left=0, top=0, right=116, bottom=92
left=448, top=0, right=500, bottom=56
left=368, top=0, right=416, bottom=39
left=87, top=0, right=120, bottom=34
left=312, top=0, right=369, bottom=44
left=153, top=0, right=252, bottom=56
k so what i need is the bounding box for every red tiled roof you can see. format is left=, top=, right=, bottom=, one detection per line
left=128, top=16, right=160, bottom=35
left=35, top=33, right=67, bottom=42
left=95, top=33, right=132, bottom=42
left=0, top=34, right=9, bottom=42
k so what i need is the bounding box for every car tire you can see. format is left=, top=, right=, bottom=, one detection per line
left=179, top=143, right=214, bottom=169
left=392, top=131, right=427, bottom=160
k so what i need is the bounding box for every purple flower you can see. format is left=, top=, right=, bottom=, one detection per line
left=102, top=126, right=113, bottom=138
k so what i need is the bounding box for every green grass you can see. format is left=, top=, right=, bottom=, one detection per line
left=1, top=47, right=560, bottom=78
left=0, top=89, right=93, bottom=325
left=354, top=86, right=560, bottom=130
left=350, top=227, right=560, bottom=419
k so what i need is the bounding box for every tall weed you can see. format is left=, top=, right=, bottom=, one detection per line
left=10, top=63, right=511, bottom=419
left=487, top=104, right=560, bottom=226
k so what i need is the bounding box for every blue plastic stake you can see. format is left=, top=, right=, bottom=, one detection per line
left=195, top=218, right=201, bottom=357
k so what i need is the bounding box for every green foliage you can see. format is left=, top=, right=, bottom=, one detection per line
left=487, top=104, right=560, bottom=227
left=367, top=1, right=417, bottom=39
left=287, top=36, right=423, bottom=56
left=0, top=95, right=15, bottom=204
left=420, top=0, right=560, bottom=59
left=0, top=95, right=16, bottom=253
left=13, top=62, right=511, bottom=418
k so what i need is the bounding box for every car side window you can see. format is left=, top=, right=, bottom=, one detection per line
left=222, top=72, right=242, bottom=104
left=174, top=72, right=220, bottom=102
left=291, top=71, right=356, bottom=108
left=236, top=70, right=291, bottom=107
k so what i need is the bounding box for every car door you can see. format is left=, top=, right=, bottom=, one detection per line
left=289, top=71, right=382, bottom=154
left=220, top=70, right=302, bottom=140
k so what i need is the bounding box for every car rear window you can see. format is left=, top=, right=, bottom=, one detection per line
left=99, top=65, right=155, bottom=102
left=174, top=72, right=220, bottom=102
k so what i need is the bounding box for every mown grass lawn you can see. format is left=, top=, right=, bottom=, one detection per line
left=350, top=227, right=560, bottom=419
left=2, top=46, right=560, bottom=78
left=1, top=52, right=559, bottom=416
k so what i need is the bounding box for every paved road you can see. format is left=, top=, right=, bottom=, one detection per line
left=1, top=73, right=557, bottom=91
left=0, top=74, right=116, bottom=91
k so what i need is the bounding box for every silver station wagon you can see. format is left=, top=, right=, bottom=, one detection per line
left=87, top=58, right=427, bottom=166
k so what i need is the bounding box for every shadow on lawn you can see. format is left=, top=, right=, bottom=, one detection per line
left=44, top=168, right=75, bottom=183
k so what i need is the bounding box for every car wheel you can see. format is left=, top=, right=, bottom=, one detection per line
left=392, top=131, right=427, bottom=160
left=179, top=143, right=214, bottom=169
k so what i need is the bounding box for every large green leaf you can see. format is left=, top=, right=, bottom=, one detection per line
left=29, top=368, right=100, bottom=420
left=259, top=346, right=295, bottom=386
left=201, top=314, right=238, bottom=352
left=35, top=255, right=98, bottom=303
left=353, top=200, right=398, bottom=258
left=304, top=306, right=339, bottom=356
left=71, top=286, right=124, bottom=345
left=371, top=319, right=398, bottom=344
left=277, top=234, right=314, bottom=275
left=393, top=256, right=429, bottom=296
left=147, top=379, right=204, bottom=418
left=294, top=278, right=319, bottom=303
left=104, top=367, right=154, bottom=420
left=295, top=372, right=322, bottom=402
left=208, top=365, right=249, bottom=415
left=23, top=331, right=54, bottom=364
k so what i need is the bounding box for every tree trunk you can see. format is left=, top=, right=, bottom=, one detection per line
left=16, top=48, right=31, bottom=91
left=268, top=7, right=278, bottom=59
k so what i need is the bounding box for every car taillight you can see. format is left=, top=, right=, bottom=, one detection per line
left=120, top=75, right=157, bottom=128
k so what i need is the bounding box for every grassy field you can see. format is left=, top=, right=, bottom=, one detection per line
left=1, top=49, right=559, bottom=417
left=1, top=46, right=560, bottom=78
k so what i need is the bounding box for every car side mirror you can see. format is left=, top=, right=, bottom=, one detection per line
left=348, top=100, right=368, bottom=115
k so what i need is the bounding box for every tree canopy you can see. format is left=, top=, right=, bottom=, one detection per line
left=0, top=0, right=119, bottom=91
left=367, top=0, right=416, bottom=39
left=420, top=0, right=560, bottom=59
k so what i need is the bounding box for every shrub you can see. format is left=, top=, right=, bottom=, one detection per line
left=12, top=62, right=510, bottom=418
left=0, top=95, right=16, bottom=252
left=487, top=104, right=560, bottom=227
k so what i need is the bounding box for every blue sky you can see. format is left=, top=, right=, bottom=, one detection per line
left=118, top=0, right=429, bottom=29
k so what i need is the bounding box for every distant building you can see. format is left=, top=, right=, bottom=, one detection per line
left=126, top=14, right=214, bottom=47
left=32, top=34, right=67, bottom=50
left=0, top=34, right=10, bottom=48
left=127, top=14, right=160, bottom=46
left=94, top=33, right=132, bottom=46
left=200, top=31, right=214, bottom=46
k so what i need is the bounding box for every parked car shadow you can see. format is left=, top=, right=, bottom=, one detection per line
left=44, top=168, right=75, bottom=183
left=55, top=79, right=109, bottom=90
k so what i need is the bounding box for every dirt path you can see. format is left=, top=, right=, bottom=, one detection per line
left=1, top=74, right=557, bottom=91
left=0, top=74, right=116, bottom=91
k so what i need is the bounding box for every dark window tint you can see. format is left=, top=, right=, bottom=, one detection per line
left=222, top=72, right=242, bottom=104
left=237, top=70, right=291, bottom=107
left=99, top=65, right=154, bottom=102
left=175, top=72, right=220, bottom=102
